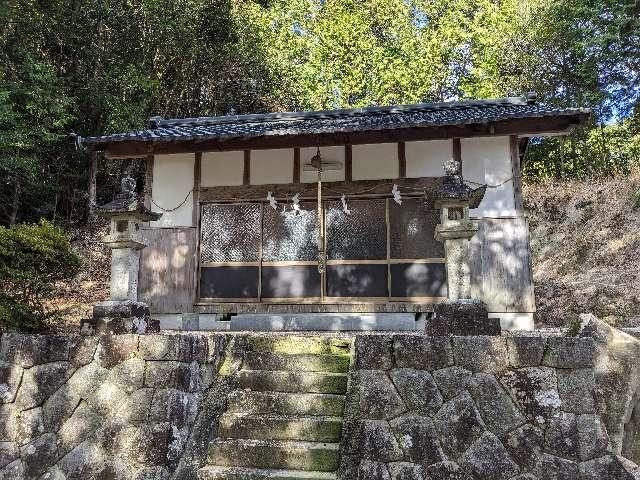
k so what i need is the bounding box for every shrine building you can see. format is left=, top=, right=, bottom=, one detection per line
left=81, top=95, right=590, bottom=332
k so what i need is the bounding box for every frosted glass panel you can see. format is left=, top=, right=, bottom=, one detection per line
left=326, top=199, right=386, bottom=260
left=389, top=198, right=444, bottom=259
left=262, top=203, right=318, bottom=261
left=200, top=204, right=260, bottom=262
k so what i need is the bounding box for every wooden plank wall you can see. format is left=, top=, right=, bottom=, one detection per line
left=138, top=227, right=198, bottom=313
left=470, top=217, right=536, bottom=312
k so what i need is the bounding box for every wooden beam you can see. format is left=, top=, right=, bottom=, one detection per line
left=453, top=137, right=461, bottom=161
left=243, top=150, right=251, bottom=185
left=345, top=144, right=352, bottom=182
left=87, top=150, right=98, bottom=220
left=398, top=142, right=406, bottom=178
left=510, top=135, right=524, bottom=213
left=293, top=148, right=301, bottom=183
left=193, top=152, right=202, bottom=226
left=102, top=115, right=585, bottom=159
left=144, top=154, right=154, bottom=210
left=200, top=177, right=441, bottom=204
left=193, top=152, right=202, bottom=304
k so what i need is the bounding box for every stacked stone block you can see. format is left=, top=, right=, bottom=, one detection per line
left=340, top=334, right=636, bottom=480
left=0, top=333, right=226, bottom=480
left=0, top=332, right=638, bottom=480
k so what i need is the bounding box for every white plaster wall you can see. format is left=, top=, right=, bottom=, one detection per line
left=150, top=153, right=194, bottom=227
left=251, top=149, right=293, bottom=184
left=352, top=143, right=398, bottom=180
left=461, top=136, right=516, bottom=218
left=490, top=312, right=535, bottom=331
left=405, top=139, right=453, bottom=178
left=301, top=146, right=345, bottom=183
left=201, top=151, right=244, bottom=186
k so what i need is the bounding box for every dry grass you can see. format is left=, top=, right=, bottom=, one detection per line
left=524, top=170, right=640, bottom=327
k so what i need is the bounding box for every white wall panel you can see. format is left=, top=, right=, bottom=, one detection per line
left=461, top=136, right=516, bottom=218
left=150, top=153, right=194, bottom=227
left=405, top=139, right=452, bottom=178
left=301, top=146, right=345, bottom=183
left=352, top=143, right=398, bottom=180
left=251, top=149, right=293, bottom=185
left=201, top=151, right=244, bottom=186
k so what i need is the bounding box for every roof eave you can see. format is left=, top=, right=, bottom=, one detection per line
left=85, top=109, right=591, bottom=158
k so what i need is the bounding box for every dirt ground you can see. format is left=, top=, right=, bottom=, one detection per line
left=524, top=171, right=640, bottom=328
left=47, top=172, right=640, bottom=332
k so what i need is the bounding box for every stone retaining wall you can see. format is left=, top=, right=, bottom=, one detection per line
left=0, top=333, right=228, bottom=480
left=1, top=332, right=639, bottom=480
left=340, top=334, right=638, bottom=480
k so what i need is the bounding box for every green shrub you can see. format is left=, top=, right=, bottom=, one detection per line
left=0, top=220, right=82, bottom=332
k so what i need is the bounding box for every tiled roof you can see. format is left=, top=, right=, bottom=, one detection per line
left=80, top=95, right=590, bottom=147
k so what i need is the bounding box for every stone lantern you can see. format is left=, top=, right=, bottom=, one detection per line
left=427, top=159, right=501, bottom=335
left=83, top=176, right=162, bottom=335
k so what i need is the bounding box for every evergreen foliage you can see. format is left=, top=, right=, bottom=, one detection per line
left=0, top=0, right=638, bottom=226
left=0, top=220, right=82, bottom=331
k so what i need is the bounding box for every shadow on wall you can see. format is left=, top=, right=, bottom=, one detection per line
left=470, top=217, right=535, bottom=315
left=139, top=228, right=197, bottom=313
left=0, top=334, right=228, bottom=479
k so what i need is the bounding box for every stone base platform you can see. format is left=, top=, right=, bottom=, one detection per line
left=230, top=313, right=416, bottom=332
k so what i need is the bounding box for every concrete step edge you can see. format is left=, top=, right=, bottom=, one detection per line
left=238, top=370, right=348, bottom=378
left=242, top=352, right=351, bottom=373
left=242, top=336, right=352, bottom=355
left=220, top=413, right=343, bottom=422
left=198, top=466, right=337, bottom=480
left=236, top=370, right=348, bottom=394
left=209, top=438, right=340, bottom=450
left=207, top=438, right=340, bottom=471
left=226, top=391, right=346, bottom=416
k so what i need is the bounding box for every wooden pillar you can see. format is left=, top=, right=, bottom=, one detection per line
left=398, top=142, right=406, bottom=178
left=143, top=154, right=154, bottom=210
left=293, top=148, right=301, bottom=183
left=453, top=138, right=462, bottom=174
left=243, top=150, right=251, bottom=185
left=87, top=150, right=98, bottom=221
left=510, top=135, right=524, bottom=213
left=345, top=144, right=352, bottom=182
left=193, top=152, right=201, bottom=226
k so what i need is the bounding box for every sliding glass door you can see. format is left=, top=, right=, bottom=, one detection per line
left=199, top=198, right=447, bottom=302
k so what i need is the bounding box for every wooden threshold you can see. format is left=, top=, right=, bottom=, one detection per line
left=195, top=301, right=438, bottom=314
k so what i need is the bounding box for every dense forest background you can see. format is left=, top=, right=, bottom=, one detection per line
left=1, top=0, right=639, bottom=226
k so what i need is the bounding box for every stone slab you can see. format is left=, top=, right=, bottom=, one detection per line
left=230, top=314, right=416, bottom=331
left=427, top=300, right=500, bottom=336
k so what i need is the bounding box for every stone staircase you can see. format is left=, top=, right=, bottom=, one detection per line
left=199, top=336, right=352, bottom=480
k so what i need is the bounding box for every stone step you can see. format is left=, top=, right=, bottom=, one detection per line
left=219, top=414, right=343, bottom=442
left=207, top=439, right=340, bottom=472
left=226, top=391, right=345, bottom=417
left=243, top=352, right=350, bottom=373
left=237, top=370, right=348, bottom=394
left=198, top=466, right=337, bottom=480
left=242, top=336, right=351, bottom=356
left=231, top=313, right=416, bottom=332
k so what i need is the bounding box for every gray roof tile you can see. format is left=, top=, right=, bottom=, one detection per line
left=80, top=96, right=590, bottom=147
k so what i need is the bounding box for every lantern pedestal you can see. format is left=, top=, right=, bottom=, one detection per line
left=427, top=163, right=499, bottom=336
left=83, top=176, right=162, bottom=335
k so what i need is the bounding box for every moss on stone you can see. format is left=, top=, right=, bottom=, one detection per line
left=246, top=336, right=351, bottom=356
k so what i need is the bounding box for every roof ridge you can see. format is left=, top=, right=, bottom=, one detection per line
left=148, top=95, right=535, bottom=129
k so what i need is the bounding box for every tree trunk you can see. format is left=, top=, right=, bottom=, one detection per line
left=9, top=177, right=20, bottom=226
left=86, top=150, right=98, bottom=222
